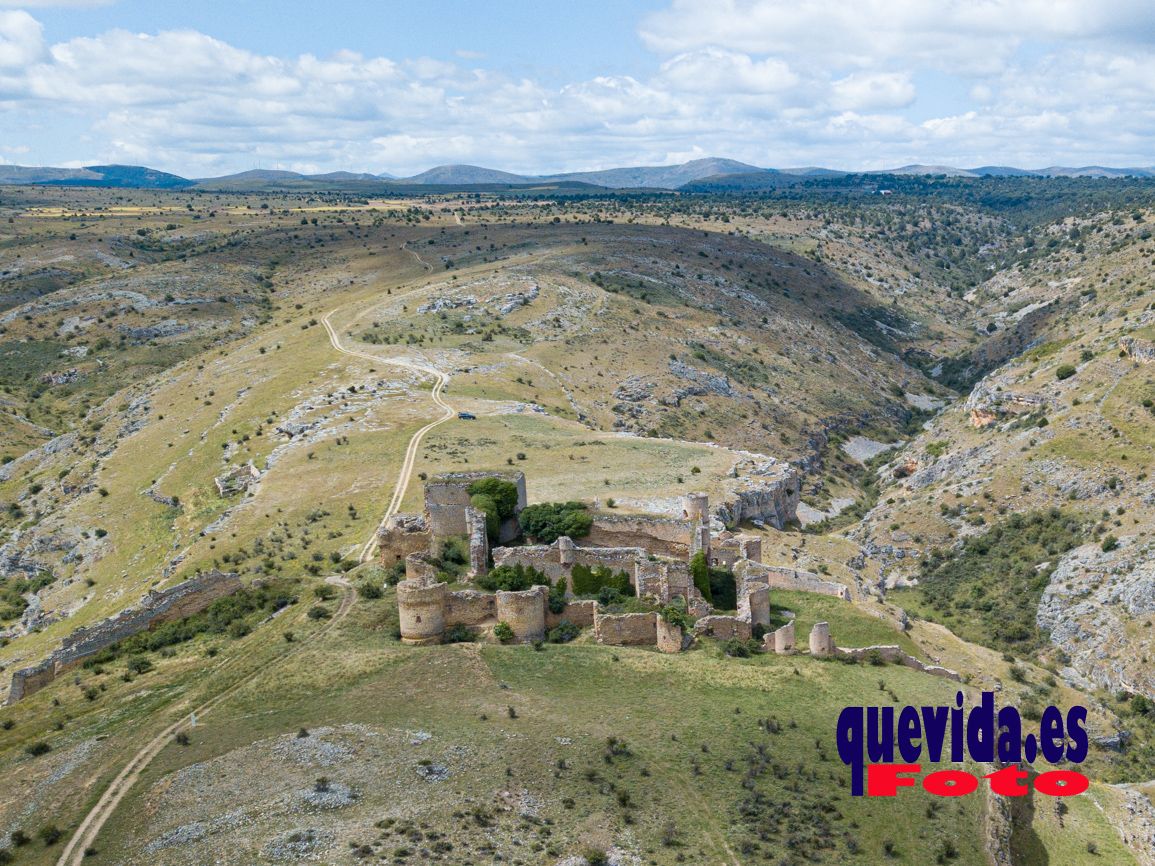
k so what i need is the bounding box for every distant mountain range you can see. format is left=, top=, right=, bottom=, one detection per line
left=1, top=159, right=1153, bottom=192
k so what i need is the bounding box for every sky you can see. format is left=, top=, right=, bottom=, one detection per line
left=1, top=0, right=1154, bottom=176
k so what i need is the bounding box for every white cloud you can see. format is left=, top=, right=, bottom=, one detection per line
left=0, top=10, right=43, bottom=67
left=2, top=4, right=1155, bottom=174
left=639, top=0, right=1155, bottom=74
left=830, top=72, right=915, bottom=111
left=659, top=48, right=797, bottom=95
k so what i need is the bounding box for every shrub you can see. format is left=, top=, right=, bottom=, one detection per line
left=547, top=581, right=567, bottom=614
left=384, top=561, right=405, bottom=586
left=468, top=478, right=520, bottom=541
left=1055, top=364, right=1077, bottom=380
left=493, top=621, right=515, bottom=642
left=597, top=586, right=625, bottom=606
left=689, top=550, right=712, bottom=603
left=468, top=477, right=520, bottom=517
left=660, top=599, right=691, bottom=629
left=307, top=605, right=331, bottom=620
left=913, top=509, right=1085, bottom=654
left=25, top=741, right=51, bottom=757
left=707, top=563, right=737, bottom=611
left=475, top=563, right=548, bottom=592
left=723, top=637, right=756, bottom=658
left=518, top=501, right=592, bottom=543
left=469, top=492, right=501, bottom=540
left=126, top=656, right=153, bottom=675
left=1101, top=535, right=1119, bottom=552
left=443, top=623, right=475, bottom=643
left=571, top=563, right=630, bottom=598
left=547, top=620, right=581, bottom=644
left=38, top=824, right=63, bottom=846
left=357, top=581, right=383, bottom=599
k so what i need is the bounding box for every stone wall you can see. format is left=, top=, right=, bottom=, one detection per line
left=492, top=538, right=645, bottom=593
left=735, top=560, right=851, bottom=600
left=5, top=657, right=55, bottom=705
left=656, top=618, right=685, bottom=653
left=445, top=590, right=496, bottom=627
left=496, top=586, right=548, bottom=643
left=766, top=621, right=795, bottom=654
left=464, top=506, right=489, bottom=578
left=546, top=600, right=597, bottom=629
left=404, top=552, right=440, bottom=584
left=584, top=514, right=694, bottom=558
left=634, top=557, right=697, bottom=607
left=6, top=571, right=242, bottom=704
left=693, top=615, right=751, bottom=641
left=377, top=514, right=430, bottom=568
left=834, top=645, right=961, bottom=681
left=737, top=584, right=770, bottom=628
left=594, top=611, right=658, bottom=646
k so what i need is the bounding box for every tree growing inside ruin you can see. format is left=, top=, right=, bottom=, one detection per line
left=518, top=501, right=592, bottom=543
left=468, top=477, right=520, bottom=542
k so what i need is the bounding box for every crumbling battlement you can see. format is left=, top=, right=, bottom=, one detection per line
left=377, top=514, right=430, bottom=568
left=396, top=577, right=447, bottom=646
left=834, top=645, right=961, bottom=680
left=594, top=611, right=658, bottom=646
left=735, top=560, right=852, bottom=601
left=584, top=514, right=695, bottom=558
left=766, top=620, right=795, bottom=654
left=809, top=621, right=835, bottom=657
left=6, top=571, right=242, bottom=705
left=709, top=532, right=762, bottom=569
left=693, top=616, right=751, bottom=641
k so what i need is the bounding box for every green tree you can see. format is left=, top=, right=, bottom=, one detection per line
left=690, top=550, right=712, bottom=603
left=518, top=501, right=593, bottom=543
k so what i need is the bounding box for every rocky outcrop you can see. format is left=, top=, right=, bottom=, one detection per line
left=1121, top=336, right=1155, bottom=364
left=667, top=358, right=733, bottom=397
left=1107, top=786, right=1155, bottom=866
left=715, top=461, right=801, bottom=529
left=1038, top=539, right=1155, bottom=698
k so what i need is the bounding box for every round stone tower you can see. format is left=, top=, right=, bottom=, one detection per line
left=682, top=492, right=710, bottom=524
left=809, top=621, right=834, bottom=658
left=495, top=586, right=547, bottom=643
left=397, top=579, right=447, bottom=646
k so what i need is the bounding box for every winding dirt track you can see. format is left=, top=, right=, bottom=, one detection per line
left=56, top=302, right=454, bottom=866
left=320, top=309, right=455, bottom=561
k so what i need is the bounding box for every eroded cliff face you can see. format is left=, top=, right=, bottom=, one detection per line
left=1038, top=539, right=1155, bottom=699
left=715, top=460, right=801, bottom=530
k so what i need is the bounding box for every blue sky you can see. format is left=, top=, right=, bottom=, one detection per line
left=1, top=0, right=1153, bottom=175
left=28, top=1, right=667, bottom=83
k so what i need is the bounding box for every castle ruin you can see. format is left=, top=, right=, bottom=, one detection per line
left=387, top=470, right=842, bottom=653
